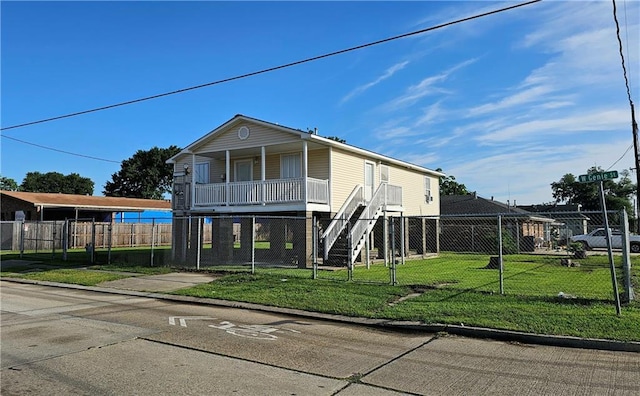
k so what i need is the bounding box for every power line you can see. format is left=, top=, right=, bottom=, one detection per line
left=0, top=0, right=542, bottom=132
left=608, top=143, right=633, bottom=171
left=2, top=135, right=120, bottom=163
left=612, top=0, right=639, bottom=231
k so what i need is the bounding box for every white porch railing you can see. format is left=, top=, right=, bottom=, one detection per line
left=193, top=178, right=328, bottom=207
left=349, top=183, right=387, bottom=264
left=321, top=185, right=364, bottom=260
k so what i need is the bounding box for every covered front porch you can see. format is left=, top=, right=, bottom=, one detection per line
left=173, top=138, right=331, bottom=212
left=194, top=177, right=328, bottom=207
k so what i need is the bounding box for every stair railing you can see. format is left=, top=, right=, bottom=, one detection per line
left=321, top=185, right=363, bottom=259
left=349, top=183, right=387, bottom=264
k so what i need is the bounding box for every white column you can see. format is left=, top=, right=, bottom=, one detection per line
left=302, top=140, right=308, bottom=202
left=225, top=150, right=230, bottom=206
left=191, top=153, right=196, bottom=208
left=261, top=146, right=266, bottom=204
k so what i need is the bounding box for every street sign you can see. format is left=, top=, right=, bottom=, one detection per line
left=578, top=170, right=618, bottom=183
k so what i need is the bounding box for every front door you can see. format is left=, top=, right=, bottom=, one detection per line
left=235, top=160, right=253, bottom=182
left=364, top=162, right=375, bottom=202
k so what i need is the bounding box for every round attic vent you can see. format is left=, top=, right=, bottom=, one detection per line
left=238, top=126, right=250, bottom=140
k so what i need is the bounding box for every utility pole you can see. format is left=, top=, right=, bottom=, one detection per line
left=631, top=104, right=640, bottom=233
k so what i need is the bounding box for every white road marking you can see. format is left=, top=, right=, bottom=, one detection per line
left=168, top=316, right=217, bottom=327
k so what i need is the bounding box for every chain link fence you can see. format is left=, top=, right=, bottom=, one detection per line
left=172, top=212, right=635, bottom=306
left=1, top=218, right=173, bottom=266
left=3, top=211, right=635, bottom=306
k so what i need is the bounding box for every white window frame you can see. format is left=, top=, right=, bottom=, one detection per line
left=281, top=153, right=301, bottom=179
left=194, top=162, right=210, bottom=184
left=234, top=159, right=254, bottom=182
left=425, top=176, right=433, bottom=203
left=380, top=164, right=389, bottom=183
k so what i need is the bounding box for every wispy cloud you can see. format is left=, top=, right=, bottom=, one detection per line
left=381, top=58, right=477, bottom=111
left=475, top=108, right=630, bottom=144
left=442, top=139, right=635, bottom=204
left=468, top=85, right=555, bottom=117
left=340, top=61, right=409, bottom=104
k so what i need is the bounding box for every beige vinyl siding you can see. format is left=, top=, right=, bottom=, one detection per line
left=174, top=158, right=194, bottom=185
left=330, top=147, right=439, bottom=216
left=195, top=122, right=299, bottom=153
left=307, top=148, right=329, bottom=180
left=387, top=166, right=439, bottom=216
left=330, top=148, right=371, bottom=208
left=210, top=159, right=225, bottom=183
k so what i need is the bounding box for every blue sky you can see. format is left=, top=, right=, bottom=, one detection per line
left=1, top=1, right=638, bottom=205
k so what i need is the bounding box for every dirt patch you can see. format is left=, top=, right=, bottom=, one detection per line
left=388, top=292, right=422, bottom=306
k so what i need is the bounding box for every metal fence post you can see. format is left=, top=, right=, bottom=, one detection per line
left=107, top=222, right=113, bottom=265
left=196, top=216, right=202, bottom=270
left=91, top=219, right=96, bottom=264
left=62, top=219, right=68, bottom=261
left=251, top=216, right=256, bottom=275
left=52, top=221, right=57, bottom=259
left=150, top=219, right=156, bottom=266
left=35, top=220, right=40, bottom=253
left=620, top=210, right=634, bottom=302
left=400, top=214, right=406, bottom=266
left=312, top=216, right=318, bottom=280
left=390, top=216, right=397, bottom=286
left=19, top=221, right=25, bottom=258
left=498, top=215, right=504, bottom=295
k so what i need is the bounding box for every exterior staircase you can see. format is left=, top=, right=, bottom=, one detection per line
left=321, top=183, right=389, bottom=267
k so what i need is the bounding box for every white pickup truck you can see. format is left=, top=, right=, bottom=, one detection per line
left=570, top=228, right=640, bottom=253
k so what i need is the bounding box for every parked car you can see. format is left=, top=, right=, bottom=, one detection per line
left=570, top=228, right=640, bottom=253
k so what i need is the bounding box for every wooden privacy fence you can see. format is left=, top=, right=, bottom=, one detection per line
left=0, top=220, right=192, bottom=251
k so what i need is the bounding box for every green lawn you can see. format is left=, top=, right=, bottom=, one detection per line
left=3, top=250, right=638, bottom=341
left=4, top=269, right=129, bottom=286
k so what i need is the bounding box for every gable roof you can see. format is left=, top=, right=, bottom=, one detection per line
left=518, top=203, right=590, bottom=220
left=1, top=191, right=171, bottom=212
left=167, top=114, right=445, bottom=177
left=440, top=193, right=555, bottom=220
left=440, top=193, right=531, bottom=215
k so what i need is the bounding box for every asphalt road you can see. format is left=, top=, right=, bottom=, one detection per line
left=1, top=281, right=639, bottom=395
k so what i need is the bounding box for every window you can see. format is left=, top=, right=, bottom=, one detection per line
left=425, top=176, right=433, bottom=203
left=380, top=165, right=389, bottom=183
left=194, top=162, right=210, bottom=184
left=281, top=153, right=301, bottom=179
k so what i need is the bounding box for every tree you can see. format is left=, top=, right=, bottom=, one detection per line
left=436, top=168, right=469, bottom=195
left=0, top=176, right=19, bottom=191
left=551, top=167, right=635, bottom=214
left=103, top=145, right=181, bottom=199
left=20, top=172, right=94, bottom=195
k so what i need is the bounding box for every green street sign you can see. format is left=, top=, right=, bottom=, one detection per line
left=578, top=170, right=619, bottom=183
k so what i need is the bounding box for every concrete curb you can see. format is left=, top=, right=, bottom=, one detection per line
left=3, top=277, right=639, bottom=353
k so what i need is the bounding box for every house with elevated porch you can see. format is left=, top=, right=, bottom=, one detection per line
left=167, top=114, right=443, bottom=267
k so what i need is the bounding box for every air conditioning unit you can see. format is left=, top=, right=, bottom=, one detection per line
left=426, top=194, right=433, bottom=203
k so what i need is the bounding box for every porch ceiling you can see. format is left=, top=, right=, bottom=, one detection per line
left=196, top=141, right=326, bottom=160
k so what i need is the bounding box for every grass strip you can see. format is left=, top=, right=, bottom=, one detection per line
left=5, top=269, right=130, bottom=286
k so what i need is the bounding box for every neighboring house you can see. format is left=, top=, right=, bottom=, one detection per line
left=0, top=190, right=171, bottom=221
left=517, top=203, right=589, bottom=241
left=440, top=193, right=555, bottom=252
left=167, top=114, right=443, bottom=267
left=0, top=191, right=172, bottom=251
